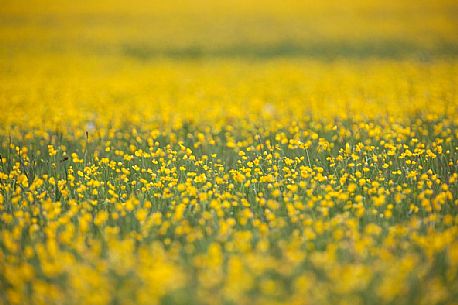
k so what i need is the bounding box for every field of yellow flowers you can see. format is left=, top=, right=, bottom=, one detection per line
left=1, top=1, right=458, bottom=305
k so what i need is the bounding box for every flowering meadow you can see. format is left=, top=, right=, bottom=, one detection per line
left=1, top=1, right=458, bottom=305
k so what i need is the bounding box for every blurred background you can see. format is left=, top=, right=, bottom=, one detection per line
left=1, top=0, right=457, bottom=129
left=1, top=0, right=457, bottom=60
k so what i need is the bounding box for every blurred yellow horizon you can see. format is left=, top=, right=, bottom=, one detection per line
left=1, top=0, right=457, bottom=60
